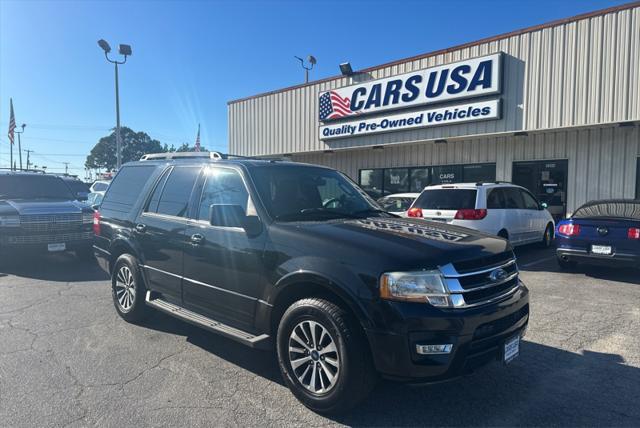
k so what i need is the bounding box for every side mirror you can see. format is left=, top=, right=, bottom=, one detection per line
left=540, top=202, right=548, bottom=210
left=209, top=204, right=262, bottom=236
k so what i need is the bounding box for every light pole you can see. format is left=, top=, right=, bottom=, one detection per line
left=98, top=39, right=132, bottom=170
left=14, top=124, right=26, bottom=170
left=294, top=55, right=316, bottom=83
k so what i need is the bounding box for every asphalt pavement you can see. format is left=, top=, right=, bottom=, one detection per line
left=1, top=246, right=639, bottom=427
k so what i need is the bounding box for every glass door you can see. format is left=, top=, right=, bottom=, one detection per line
left=513, top=160, right=568, bottom=220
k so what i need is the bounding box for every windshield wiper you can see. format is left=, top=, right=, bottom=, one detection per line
left=275, top=208, right=361, bottom=221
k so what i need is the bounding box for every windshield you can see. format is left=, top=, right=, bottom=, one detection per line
left=251, top=165, right=384, bottom=221
left=378, top=196, right=415, bottom=212
left=0, top=175, right=75, bottom=200
left=413, top=189, right=477, bottom=210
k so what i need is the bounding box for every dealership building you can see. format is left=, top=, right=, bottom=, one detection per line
left=228, top=2, right=640, bottom=218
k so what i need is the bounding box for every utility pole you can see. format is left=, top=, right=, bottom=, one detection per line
left=63, top=162, right=69, bottom=174
left=24, top=149, right=34, bottom=170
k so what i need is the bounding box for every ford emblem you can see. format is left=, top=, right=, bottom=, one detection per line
left=597, top=226, right=609, bottom=236
left=489, top=268, right=508, bottom=282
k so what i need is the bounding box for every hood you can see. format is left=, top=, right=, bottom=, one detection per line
left=3, top=199, right=85, bottom=215
left=275, top=216, right=510, bottom=270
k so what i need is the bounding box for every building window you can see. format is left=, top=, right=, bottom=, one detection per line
left=636, top=158, right=640, bottom=200
left=358, top=163, right=496, bottom=198
left=383, top=168, right=409, bottom=195
left=359, top=169, right=384, bottom=199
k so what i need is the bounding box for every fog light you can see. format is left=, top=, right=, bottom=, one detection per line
left=416, top=344, right=453, bottom=355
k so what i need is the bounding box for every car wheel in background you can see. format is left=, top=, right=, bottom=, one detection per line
left=540, top=224, right=554, bottom=248
left=111, top=254, right=149, bottom=323
left=276, top=298, right=376, bottom=414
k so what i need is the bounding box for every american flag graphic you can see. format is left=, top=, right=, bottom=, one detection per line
left=319, top=91, right=355, bottom=121
left=194, top=123, right=201, bottom=152
left=7, top=98, right=16, bottom=145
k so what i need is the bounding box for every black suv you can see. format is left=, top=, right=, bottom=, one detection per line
left=0, top=171, right=95, bottom=259
left=94, top=153, right=529, bottom=414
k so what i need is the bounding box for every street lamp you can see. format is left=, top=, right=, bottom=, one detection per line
left=294, top=55, right=316, bottom=83
left=98, top=39, right=132, bottom=170
left=14, top=124, right=26, bottom=170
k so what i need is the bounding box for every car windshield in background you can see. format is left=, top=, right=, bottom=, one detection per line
left=65, top=179, right=90, bottom=194
left=414, top=189, right=477, bottom=210
left=251, top=165, right=383, bottom=221
left=0, top=175, right=75, bottom=200
left=378, top=197, right=414, bottom=212
left=573, top=200, right=640, bottom=220
left=92, top=182, right=109, bottom=192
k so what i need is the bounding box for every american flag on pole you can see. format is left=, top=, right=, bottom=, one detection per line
left=194, top=123, right=201, bottom=152
left=319, top=91, right=356, bottom=121
left=7, top=98, right=16, bottom=145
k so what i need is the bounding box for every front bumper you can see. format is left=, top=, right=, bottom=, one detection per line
left=557, top=247, right=640, bottom=267
left=364, top=283, right=529, bottom=382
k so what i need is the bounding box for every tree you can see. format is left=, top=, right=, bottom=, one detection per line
left=171, top=142, right=208, bottom=152
left=85, top=127, right=166, bottom=170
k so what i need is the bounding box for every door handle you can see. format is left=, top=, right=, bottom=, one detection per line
left=135, top=223, right=147, bottom=233
left=190, top=233, right=204, bottom=245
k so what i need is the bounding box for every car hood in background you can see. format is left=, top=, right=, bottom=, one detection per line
left=2, top=199, right=86, bottom=215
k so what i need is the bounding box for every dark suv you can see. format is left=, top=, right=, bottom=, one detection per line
left=0, top=171, right=95, bottom=259
left=94, top=153, right=529, bottom=414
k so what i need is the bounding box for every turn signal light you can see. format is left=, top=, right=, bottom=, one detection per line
left=454, top=209, right=487, bottom=220
left=628, top=228, right=640, bottom=240
left=407, top=207, right=423, bottom=218
left=558, top=224, right=581, bottom=236
left=93, top=211, right=101, bottom=236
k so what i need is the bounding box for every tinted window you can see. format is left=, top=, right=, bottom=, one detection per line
left=154, top=167, right=200, bottom=217
left=410, top=168, right=430, bottom=192
left=253, top=165, right=378, bottom=221
left=359, top=169, right=383, bottom=199
left=197, top=167, right=249, bottom=221
left=503, top=188, right=525, bottom=209
left=414, top=189, right=477, bottom=210
left=486, top=188, right=505, bottom=209
left=145, top=168, right=171, bottom=214
left=521, top=190, right=539, bottom=210
left=383, top=168, right=409, bottom=195
left=92, top=182, right=109, bottom=192
left=0, top=175, right=74, bottom=199
left=101, top=166, right=155, bottom=214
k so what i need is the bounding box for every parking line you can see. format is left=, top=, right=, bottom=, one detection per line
left=520, top=256, right=556, bottom=268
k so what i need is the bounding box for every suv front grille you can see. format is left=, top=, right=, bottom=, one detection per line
left=452, top=250, right=515, bottom=274
left=440, top=256, right=520, bottom=308
left=19, top=213, right=82, bottom=233
left=3, top=231, right=92, bottom=245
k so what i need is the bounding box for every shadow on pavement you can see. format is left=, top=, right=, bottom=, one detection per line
left=140, top=311, right=639, bottom=426
left=0, top=253, right=109, bottom=282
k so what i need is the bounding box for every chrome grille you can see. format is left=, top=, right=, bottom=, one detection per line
left=4, top=231, right=92, bottom=245
left=440, top=258, right=520, bottom=308
left=19, top=213, right=82, bottom=233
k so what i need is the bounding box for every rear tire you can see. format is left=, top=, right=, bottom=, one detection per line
left=540, top=224, right=554, bottom=248
left=557, top=256, right=577, bottom=270
left=276, top=298, right=377, bottom=414
left=111, top=254, right=149, bottom=323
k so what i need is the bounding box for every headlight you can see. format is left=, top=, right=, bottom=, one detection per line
left=82, top=212, right=94, bottom=224
left=0, top=215, right=20, bottom=227
left=380, top=270, right=450, bottom=307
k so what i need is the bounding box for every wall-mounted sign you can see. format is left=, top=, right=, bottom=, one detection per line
left=319, top=99, right=501, bottom=140
left=318, top=53, right=502, bottom=121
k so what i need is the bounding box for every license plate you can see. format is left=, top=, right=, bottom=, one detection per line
left=47, top=243, right=66, bottom=252
left=591, top=245, right=612, bottom=255
left=504, top=335, right=520, bottom=364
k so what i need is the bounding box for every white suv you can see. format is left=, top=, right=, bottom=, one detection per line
left=407, top=182, right=555, bottom=247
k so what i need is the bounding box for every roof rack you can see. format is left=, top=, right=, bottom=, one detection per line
left=475, top=181, right=513, bottom=186
left=139, top=151, right=286, bottom=162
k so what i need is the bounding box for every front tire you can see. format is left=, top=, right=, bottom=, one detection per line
left=111, top=254, right=149, bottom=323
left=276, top=298, right=376, bottom=414
left=540, top=224, right=554, bottom=248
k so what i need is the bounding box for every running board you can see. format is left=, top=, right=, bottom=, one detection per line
left=145, top=291, right=271, bottom=349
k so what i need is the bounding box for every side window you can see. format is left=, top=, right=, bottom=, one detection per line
left=486, top=188, right=505, bottom=209
left=101, top=165, right=156, bottom=215
left=503, top=188, right=525, bottom=209
left=197, top=167, right=249, bottom=221
left=520, top=190, right=539, bottom=210
left=145, top=167, right=172, bottom=213
left=153, top=167, right=200, bottom=217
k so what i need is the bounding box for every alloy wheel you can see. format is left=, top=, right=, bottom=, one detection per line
left=288, top=320, right=340, bottom=395
left=115, top=266, right=136, bottom=312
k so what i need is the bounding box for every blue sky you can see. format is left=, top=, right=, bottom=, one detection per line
left=0, top=0, right=631, bottom=177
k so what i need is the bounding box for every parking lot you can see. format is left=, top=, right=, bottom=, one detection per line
left=0, top=246, right=638, bottom=427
